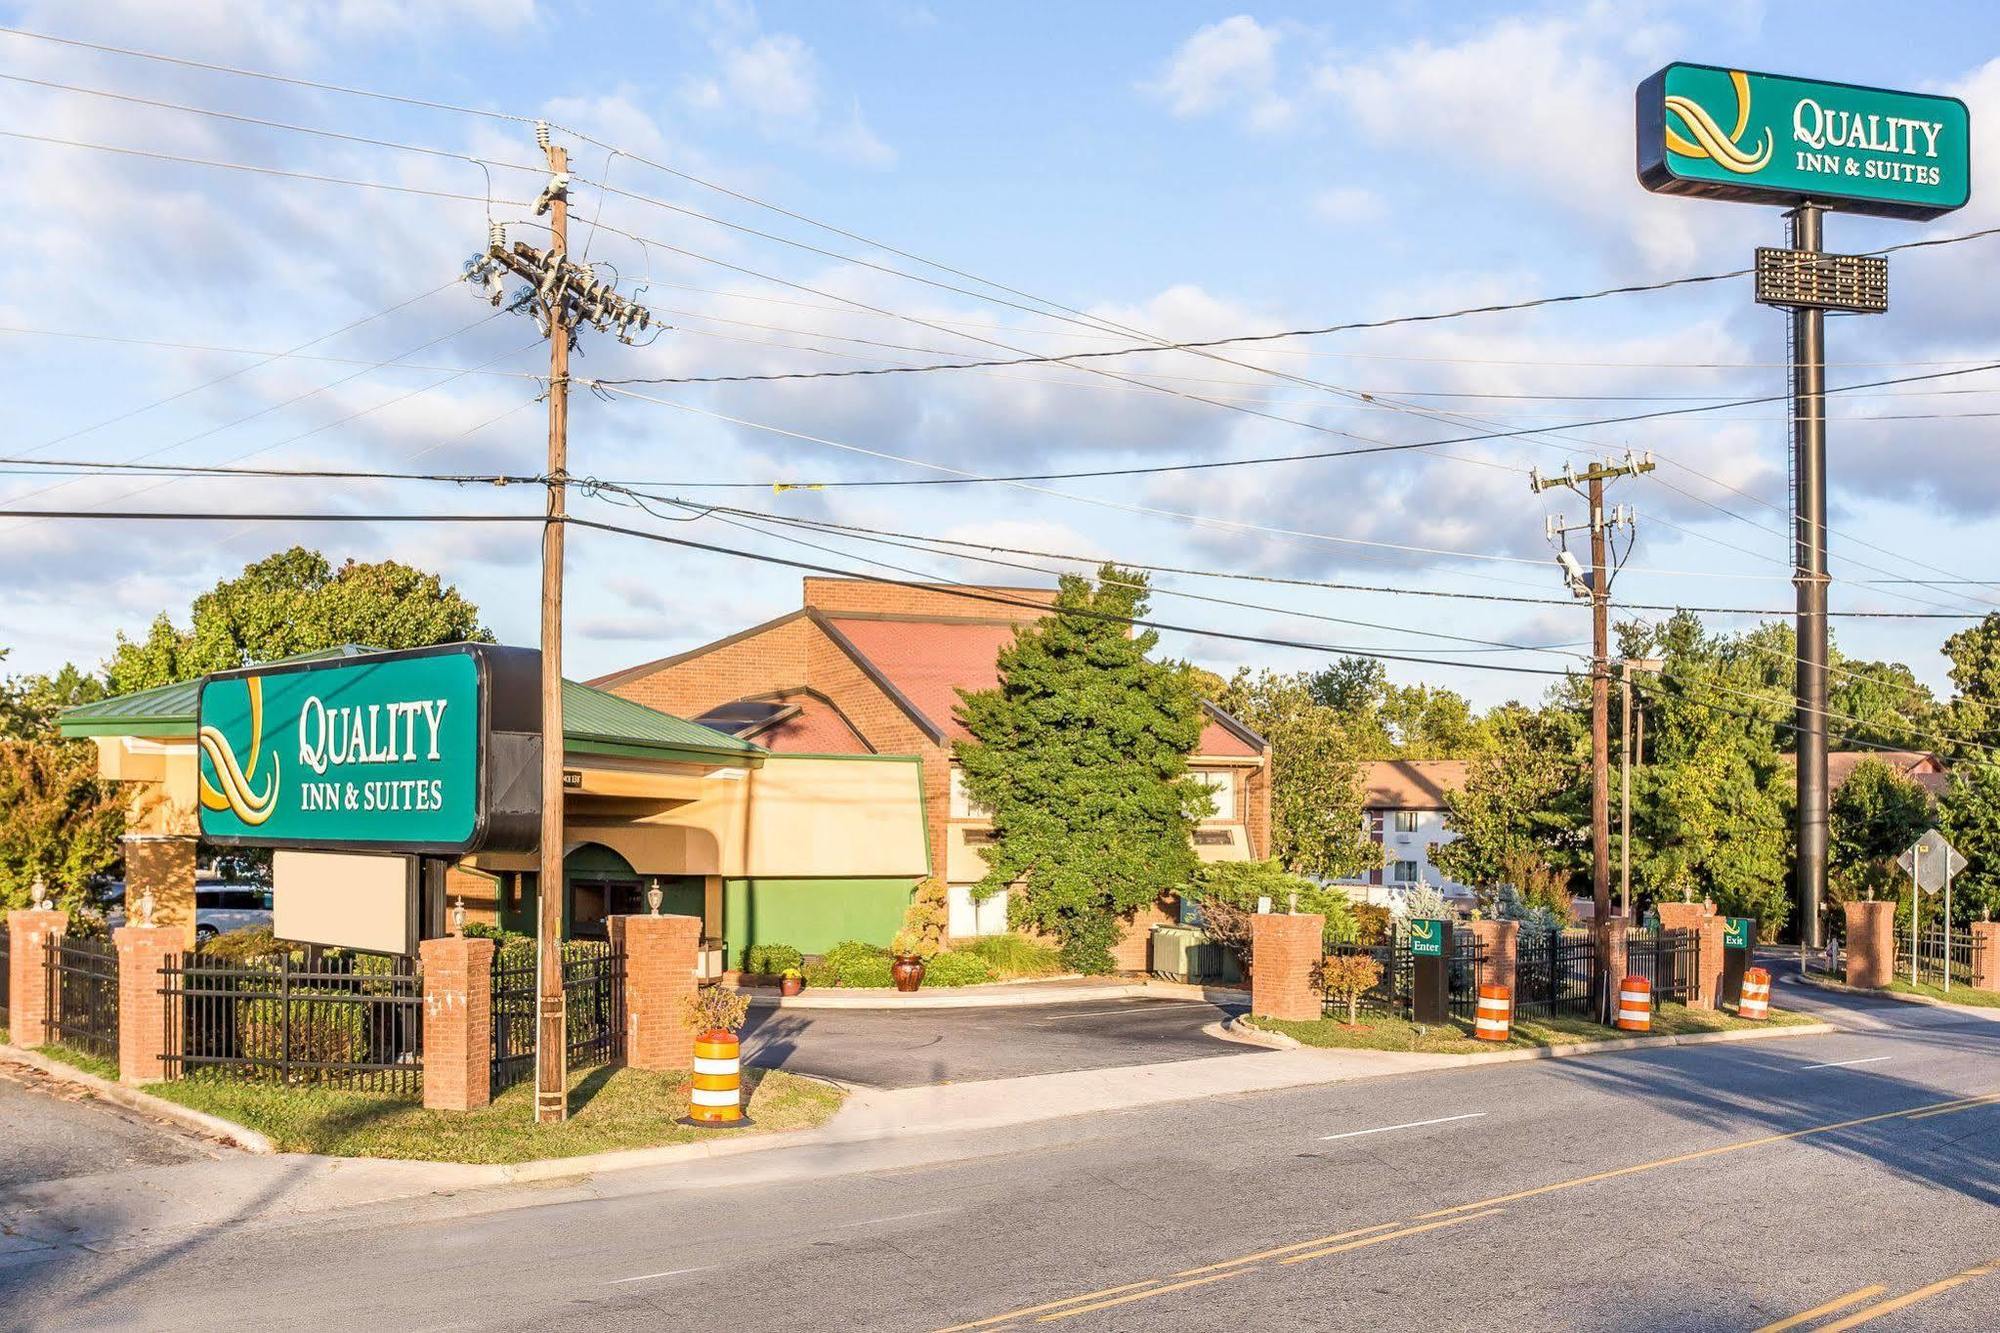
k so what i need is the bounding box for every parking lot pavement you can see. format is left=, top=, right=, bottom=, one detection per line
left=0, top=1063, right=216, bottom=1193
left=738, top=994, right=1252, bottom=1090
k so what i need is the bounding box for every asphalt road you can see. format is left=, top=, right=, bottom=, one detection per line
left=5, top=975, right=1998, bottom=1330
left=739, top=995, right=1250, bottom=1088
left=0, top=1065, right=212, bottom=1192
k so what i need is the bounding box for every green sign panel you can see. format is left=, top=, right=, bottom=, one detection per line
left=1638, top=63, right=1970, bottom=220
left=198, top=649, right=489, bottom=853
left=1408, top=918, right=1449, bottom=958
left=1723, top=917, right=1754, bottom=951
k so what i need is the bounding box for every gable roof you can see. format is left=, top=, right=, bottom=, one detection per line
left=817, top=612, right=1017, bottom=744
left=692, top=687, right=872, bottom=754
left=1361, top=759, right=1470, bottom=809
left=59, top=645, right=760, bottom=763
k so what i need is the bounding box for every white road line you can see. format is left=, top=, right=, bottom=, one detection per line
left=833, top=1207, right=961, bottom=1229
left=1319, top=1113, right=1487, bottom=1141
left=1800, top=1056, right=1894, bottom=1070
left=608, top=1265, right=714, bottom=1286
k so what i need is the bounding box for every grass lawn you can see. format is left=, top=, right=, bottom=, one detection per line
left=1252, top=1003, right=1814, bottom=1055
left=150, top=1064, right=844, bottom=1163
left=34, top=1043, right=120, bottom=1081
left=1886, top=979, right=2000, bottom=1010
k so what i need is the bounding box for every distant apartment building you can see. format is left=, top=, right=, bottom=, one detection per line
left=1348, top=759, right=1474, bottom=906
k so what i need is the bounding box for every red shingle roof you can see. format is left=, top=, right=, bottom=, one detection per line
left=757, top=697, right=871, bottom=753
left=823, top=616, right=1015, bottom=743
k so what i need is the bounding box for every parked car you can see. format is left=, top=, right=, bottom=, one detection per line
left=103, top=883, right=275, bottom=944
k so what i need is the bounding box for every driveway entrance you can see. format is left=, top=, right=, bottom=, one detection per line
left=739, top=995, right=1251, bottom=1090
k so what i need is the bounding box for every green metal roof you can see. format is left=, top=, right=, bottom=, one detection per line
left=57, top=645, right=760, bottom=764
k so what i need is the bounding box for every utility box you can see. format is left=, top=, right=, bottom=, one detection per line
left=1151, top=923, right=1242, bottom=983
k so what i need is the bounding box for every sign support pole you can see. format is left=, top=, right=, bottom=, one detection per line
left=535, top=140, right=571, bottom=1126
left=1789, top=201, right=1830, bottom=960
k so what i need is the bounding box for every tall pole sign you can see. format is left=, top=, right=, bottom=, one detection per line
left=1638, top=64, right=1969, bottom=957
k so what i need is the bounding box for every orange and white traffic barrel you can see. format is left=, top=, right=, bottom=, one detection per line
left=1616, top=976, right=1651, bottom=1032
left=685, top=1029, right=750, bottom=1127
left=1474, top=984, right=1511, bottom=1042
left=1740, top=967, right=1771, bottom=1021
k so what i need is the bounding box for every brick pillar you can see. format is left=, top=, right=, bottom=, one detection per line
left=7, top=909, right=67, bottom=1045
left=614, top=913, right=701, bottom=1072
left=1844, top=899, right=1897, bottom=990
left=1970, top=921, right=2000, bottom=994
left=419, top=935, right=495, bottom=1111
left=122, top=835, right=198, bottom=950
left=1659, top=900, right=1723, bottom=1009
left=1251, top=912, right=1323, bottom=1022
left=112, top=926, right=179, bottom=1085
left=1469, top=920, right=1518, bottom=999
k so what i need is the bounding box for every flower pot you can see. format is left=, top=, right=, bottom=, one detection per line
left=891, top=954, right=925, bottom=992
left=780, top=974, right=803, bottom=997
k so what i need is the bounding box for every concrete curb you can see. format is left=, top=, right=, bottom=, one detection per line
left=742, top=979, right=1246, bottom=1010
left=0, top=1043, right=276, bottom=1154
left=1797, top=972, right=2000, bottom=1022
left=1218, top=1016, right=1299, bottom=1050
left=1228, top=1017, right=1838, bottom=1068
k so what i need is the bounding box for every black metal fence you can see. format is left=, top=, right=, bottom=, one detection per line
left=160, top=951, right=424, bottom=1095
left=491, top=941, right=626, bottom=1095
left=45, top=934, right=119, bottom=1060
left=1896, top=928, right=1986, bottom=990
left=1517, top=929, right=1598, bottom=1018
left=1625, top=928, right=1700, bottom=1008
left=0, top=924, right=11, bottom=1032
left=1322, top=928, right=1485, bottom=1022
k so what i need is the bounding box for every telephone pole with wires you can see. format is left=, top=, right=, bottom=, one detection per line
left=1532, top=452, right=1656, bottom=1021
left=465, top=124, right=655, bottom=1125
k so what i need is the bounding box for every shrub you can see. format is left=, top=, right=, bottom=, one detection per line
left=1193, top=860, right=1358, bottom=965
left=1315, top=952, right=1383, bottom=1025
left=744, top=943, right=803, bottom=976
left=802, top=960, right=839, bottom=988
left=897, top=878, right=949, bottom=959
left=819, top=939, right=895, bottom=988
left=237, top=988, right=369, bottom=1068
left=919, top=951, right=995, bottom=987
left=959, top=933, right=1064, bottom=979
left=681, top=984, right=751, bottom=1036
left=1350, top=903, right=1393, bottom=946
left=199, top=925, right=290, bottom=963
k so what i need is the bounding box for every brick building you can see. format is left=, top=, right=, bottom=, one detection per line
left=595, top=578, right=1274, bottom=970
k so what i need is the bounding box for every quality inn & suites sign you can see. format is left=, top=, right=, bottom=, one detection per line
left=197, top=644, right=540, bottom=854
left=1638, top=63, right=1969, bottom=219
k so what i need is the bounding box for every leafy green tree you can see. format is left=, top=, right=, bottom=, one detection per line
left=1307, top=657, right=1488, bottom=758
left=1941, top=614, right=2000, bottom=758
left=107, top=546, right=491, bottom=692
left=1, top=658, right=108, bottom=741
left=0, top=738, right=124, bottom=912
left=1938, top=766, right=2000, bottom=924
left=1432, top=702, right=1586, bottom=891
left=1214, top=669, right=1380, bottom=880
left=955, top=565, right=1206, bottom=972
left=1192, top=859, right=1357, bottom=965
left=1828, top=759, right=1933, bottom=901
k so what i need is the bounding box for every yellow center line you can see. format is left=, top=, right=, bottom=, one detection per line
left=1750, top=1283, right=1886, bottom=1332
left=1813, top=1258, right=2000, bottom=1332
left=1279, top=1210, right=1504, bottom=1265
left=1171, top=1221, right=1406, bottom=1276
left=1905, top=1092, right=2000, bottom=1120
left=932, top=1280, right=1166, bottom=1332
left=1416, top=1091, right=1996, bottom=1220
left=1034, top=1270, right=1249, bottom=1323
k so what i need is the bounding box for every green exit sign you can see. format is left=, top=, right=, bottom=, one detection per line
left=1638, top=63, right=1969, bottom=220
left=1408, top=918, right=1448, bottom=958
left=1723, top=917, right=1754, bottom=951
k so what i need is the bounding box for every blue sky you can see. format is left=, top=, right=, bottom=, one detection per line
left=6, top=1, right=2000, bottom=724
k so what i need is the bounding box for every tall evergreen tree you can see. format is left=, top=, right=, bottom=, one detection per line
left=955, top=566, right=1206, bottom=972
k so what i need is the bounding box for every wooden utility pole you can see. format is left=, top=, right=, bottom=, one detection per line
left=1531, top=454, right=1655, bottom=1020
left=463, top=129, right=654, bottom=1124
left=535, top=139, right=570, bottom=1125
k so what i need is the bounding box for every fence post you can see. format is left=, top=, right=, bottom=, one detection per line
left=614, top=913, right=701, bottom=1072
left=111, top=926, right=177, bottom=1085
left=1250, top=912, right=1323, bottom=1022
left=1658, top=900, right=1722, bottom=1009
left=7, top=908, right=67, bottom=1045
left=419, top=935, right=496, bottom=1111
left=1843, top=899, right=1897, bottom=989
left=1963, top=920, right=1997, bottom=993
left=1468, top=920, right=1518, bottom=1004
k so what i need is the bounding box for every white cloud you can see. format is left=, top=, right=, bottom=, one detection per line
left=1311, top=185, right=1383, bottom=224
left=1142, top=15, right=1293, bottom=131
left=680, top=8, right=897, bottom=167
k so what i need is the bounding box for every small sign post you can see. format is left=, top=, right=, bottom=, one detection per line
left=1409, top=918, right=1449, bottom=1024
left=1720, top=916, right=1756, bottom=1008
left=1896, top=829, right=1966, bottom=991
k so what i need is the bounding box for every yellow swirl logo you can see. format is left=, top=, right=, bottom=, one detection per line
left=1665, top=69, right=1773, bottom=175
left=200, top=676, right=279, bottom=826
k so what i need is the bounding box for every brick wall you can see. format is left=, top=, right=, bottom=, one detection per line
left=7, top=909, right=65, bottom=1045
left=1844, top=899, right=1896, bottom=989
left=803, top=577, right=1056, bottom=620
left=613, top=913, right=701, bottom=1071
left=1469, top=919, right=1519, bottom=1000
left=419, top=935, right=496, bottom=1111
left=114, top=925, right=178, bottom=1085
left=612, top=614, right=813, bottom=717
left=1251, top=912, right=1323, bottom=1021
left=1659, top=901, right=1724, bottom=1009
left=123, top=835, right=197, bottom=948
left=1245, top=754, right=1272, bottom=859
left=1972, top=921, right=1999, bottom=993
left=444, top=864, right=503, bottom=930
left=1110, top=895, right=1178, bottom=973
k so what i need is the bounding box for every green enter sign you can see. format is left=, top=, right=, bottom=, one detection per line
left=197, top=648, right=486, bottom=853
left=1638, top=63, right=1969, bottom=220
left=1408, top=918, right=1449, bottom=958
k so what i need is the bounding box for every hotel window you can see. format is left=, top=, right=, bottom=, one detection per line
left=1392, top=861, right=1420, bottom=884
left=1393, top=810, right=1420, bottom=833
left=1191, top=769, right=1236, bottom=822
left=949, top=767, right=994, bottom=820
